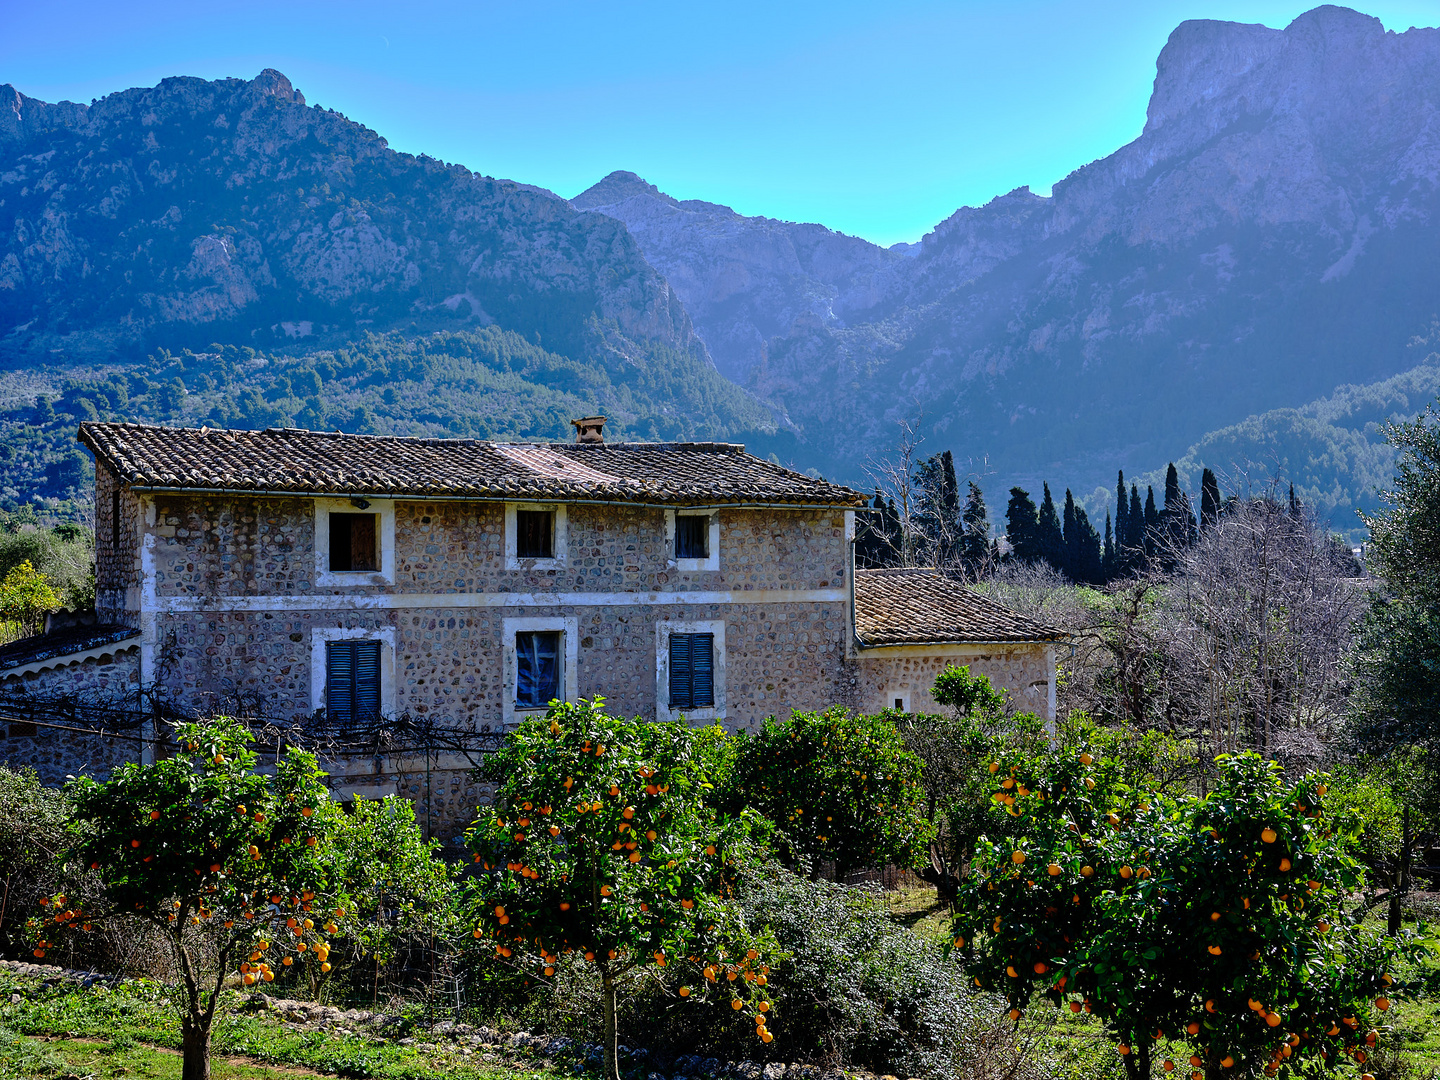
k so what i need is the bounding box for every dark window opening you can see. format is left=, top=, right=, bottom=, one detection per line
left=894, top=697, right=905, bottom=710
left=326, top=639, right=381, bottom=728
left=675, top=515, right=709, bottom=560
left=516, top=509, right=555, bottom=559
left=517, top=631, right=562, bottom=708
left=669, top=632, right=715, bottom=710
left=330, top=513, right=378, bottom=571
left=111, top=489, right=121, bottom=550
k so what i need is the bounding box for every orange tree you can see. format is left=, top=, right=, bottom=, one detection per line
left=27, top=718, right=353, bottom=1080
left=465, top=698, right=777, bottom=1080
left=718, top=706, right=931, bottom=880
left=950, top=749, right=1427, bottom=1080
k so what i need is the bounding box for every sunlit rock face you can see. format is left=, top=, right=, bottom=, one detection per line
left=0, top=70, right=705, bottom=370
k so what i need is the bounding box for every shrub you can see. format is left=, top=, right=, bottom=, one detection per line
left=719, top=708, right=931, bottom=880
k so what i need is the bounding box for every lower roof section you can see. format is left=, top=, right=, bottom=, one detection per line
left=854, top=567, right=1065, bottom=647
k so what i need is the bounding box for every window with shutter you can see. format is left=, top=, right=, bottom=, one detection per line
left=329, top=513, right=378, bottom=571
left=669, top=632, right=714, bottom=710
left=516, top=631, right=563, bottom=708
left=326, top=640, right=382, bottom=728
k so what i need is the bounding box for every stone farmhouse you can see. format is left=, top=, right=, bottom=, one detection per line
left=0, top=419, right=1062, bottom=835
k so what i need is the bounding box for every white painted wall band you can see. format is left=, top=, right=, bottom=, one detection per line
left=141, top=587, right=849, bottom=614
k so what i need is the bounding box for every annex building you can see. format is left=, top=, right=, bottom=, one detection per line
left=0, top=419, right=1062, bottom=836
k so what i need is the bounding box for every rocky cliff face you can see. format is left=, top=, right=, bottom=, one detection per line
left=573, top=172, right=911, bottom=386
left=578, top=6, right=1440, bottom=499
left=0, top=71, right=705, bottom=376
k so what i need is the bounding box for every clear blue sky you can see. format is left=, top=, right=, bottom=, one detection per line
left=5, top=1, right=1438, bottom=245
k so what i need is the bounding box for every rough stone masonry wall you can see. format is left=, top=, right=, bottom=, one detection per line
left=856, top=647, right=1053, bottom=720
left=94, top=466, right=142, bottom=626
left=0, top=650, right=143, bottom=785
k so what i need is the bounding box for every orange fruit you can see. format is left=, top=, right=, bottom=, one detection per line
left=1261, top=828, right=1277, bottom=843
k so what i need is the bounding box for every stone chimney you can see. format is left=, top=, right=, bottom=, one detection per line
left=571, top=416, right=606, bottom=444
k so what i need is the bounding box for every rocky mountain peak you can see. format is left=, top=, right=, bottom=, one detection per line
left=573, top=171, right=678, bottom=210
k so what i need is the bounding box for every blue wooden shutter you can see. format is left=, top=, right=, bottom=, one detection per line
left=326, top=642, right=354, bottom=725
left=691, top=633, right=714, bottom=708
left=354, top=640, right=381, bottom=721
left=669, top=632, right=714, bottom=709
left=669, top=633, right=692, bottom=708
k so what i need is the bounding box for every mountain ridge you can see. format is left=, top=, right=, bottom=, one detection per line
left=574, top=5, right=1440, bottom=525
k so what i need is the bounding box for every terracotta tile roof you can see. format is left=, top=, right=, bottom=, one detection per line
left=77, top=423, right=867, bottom=507
left=854, top=568, right=1066, bottom=646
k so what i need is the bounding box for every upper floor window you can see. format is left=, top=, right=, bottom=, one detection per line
left=315, top=498, right=394, bottom=584
left=505, top=503, right=568, bottom=569
left=667, top=510, right=719, bottom=571
left=516, top=509, right=555, bottom=560
left=675, top=514, right=708, bottom=560
left=326, top=639, right=381, bottom=727
left=329, top=512, right=378, bottom=571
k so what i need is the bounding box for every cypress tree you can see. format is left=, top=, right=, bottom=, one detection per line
left=1200, top=468, right=1221, bottom=531
left=1162, top=463, right=1198, bottom=551
left=1103, top=512, right=1115, bottom=578
left=1062, top=489, right=1080, bottom=578
left=1005, top=487, right=1040, bottom=563
left=1143, top=486, right=1160, bottom=555
left=1037, top=483, right=1064, bottom=569
left=1074, top=506, right=1103, bottom=583
left=1115, top=470, right=1128, bottom=552
left=961, top=481, right=990, bottom=566
left=1288, top=482, right=1302, bottom=518
left=1126, top=484, right=1145, bottom=555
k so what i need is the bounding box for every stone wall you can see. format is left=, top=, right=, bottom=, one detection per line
left=143, top=498, right=850, bottom=600
left=855, top=646, right=1054, bottom=720
left=94, top=466, right=142, bottom=626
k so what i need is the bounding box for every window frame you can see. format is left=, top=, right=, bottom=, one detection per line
left=504, top=503, right=568, bottom=570
left=502, top=616, right=578, bottom=727
left=323, top=638, right=383, bottom=728
left=664, top=509, right=720, bottom=572
left=310, top=626, right=396, bottom=721
left=314, top=498, right=395, bottom=585
left=655, top=618, right=726, bottom=723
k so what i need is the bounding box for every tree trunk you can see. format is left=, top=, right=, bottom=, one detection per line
left=601, top=970, right=621, bottom=1080
left=181, top=1017, right=211, bottom=1080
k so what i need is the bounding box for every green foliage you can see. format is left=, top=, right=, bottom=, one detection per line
left=0, top=767, right=70, bottom=951
left=0, top=524, right=95, bottom=613
left=719, top=707, right=932, bottom=880
left=0, top=560, right=60, bottom=637
left=1353, top=401, right=1440, bottom=764
left=0, top=325, right=783, bottom=514
left=952, top=749, right=1428, bottom=1079
left=464, top=698, right=777, bottom=1077
left=322, top=795, right=455, bottom=971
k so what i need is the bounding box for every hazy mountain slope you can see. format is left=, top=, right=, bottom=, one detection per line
left=1113, top=358, right=1440, bottom=541
left=0, top=70, right=786, bottom=504
left=573, top=171, right=912, bottom=385
left=577, top=6, right=1440, bottom=517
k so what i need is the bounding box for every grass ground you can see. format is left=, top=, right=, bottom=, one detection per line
left=0, top=970, right=570, bottom=1080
